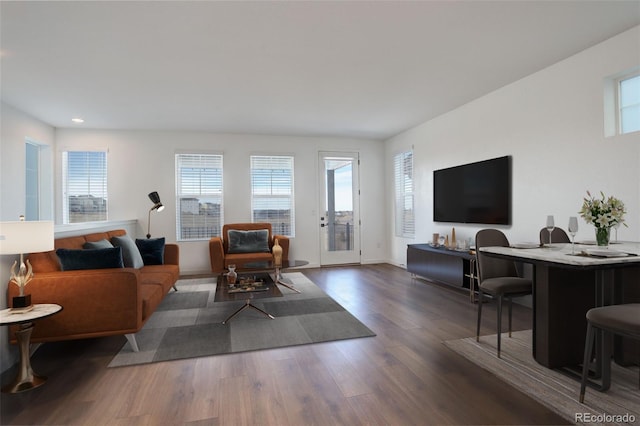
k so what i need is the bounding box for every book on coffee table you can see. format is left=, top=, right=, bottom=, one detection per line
left=227, top=276, right=270, bottom=293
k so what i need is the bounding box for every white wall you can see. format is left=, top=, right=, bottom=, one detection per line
left=0, top=102, right=56, bottom=372
left=53, top=129, right=387, bottom=274
left=386, top=26, right=640, bottom=267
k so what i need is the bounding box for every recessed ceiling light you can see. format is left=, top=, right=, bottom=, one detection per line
left=71, top=117, right=84, bottom=123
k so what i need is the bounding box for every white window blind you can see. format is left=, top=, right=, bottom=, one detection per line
left=619, top=74, right=640, bottom=134
left=62, top=151, right=108, bottom=224
left=175, top=154, right=223, bottom=241
left=394, top=151, right=414, bottom=238
left=250, top=155, right=294, bottom=237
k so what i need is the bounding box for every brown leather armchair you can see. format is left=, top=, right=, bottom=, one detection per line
left=209, top=223, right=289, bottom=273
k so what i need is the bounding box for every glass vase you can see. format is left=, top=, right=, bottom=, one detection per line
left=595, top=227, right=610, bottom=247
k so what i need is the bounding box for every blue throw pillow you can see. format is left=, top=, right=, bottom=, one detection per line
left=135, top=238, right=165, bottom=265
left=57, top=247, right=124, bottom=271
left=111, top=235, right=144, bottom=269
left=227, top=229, right=270, bottom=254
left=83, top=239, right=114, bottom=249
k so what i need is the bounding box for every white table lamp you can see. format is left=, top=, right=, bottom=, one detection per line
left=0, top=218, right=54, bottom=308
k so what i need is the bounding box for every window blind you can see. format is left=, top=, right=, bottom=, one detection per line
left=62, top=151, right=108, bottom=224
left=394, top=151, right=414, bottom=238
left=175, top=154, right=223, bottom=240
left=250, top=155, right=294, bottom=237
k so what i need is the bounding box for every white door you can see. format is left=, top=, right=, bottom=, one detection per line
left=318, top=152, right=361, bottom=265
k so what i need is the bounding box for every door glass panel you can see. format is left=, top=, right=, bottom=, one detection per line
left=323, top=158, right=354, bottom=252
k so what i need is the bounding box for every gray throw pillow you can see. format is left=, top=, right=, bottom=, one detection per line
left=83, top=239, right=114, bottom=249
left=111, top=235, right=144, bottom=268
left=227, top=229, right=270, bottom=254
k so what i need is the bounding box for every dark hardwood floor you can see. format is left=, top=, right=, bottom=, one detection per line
left=0, top=264, right=569, bottom=425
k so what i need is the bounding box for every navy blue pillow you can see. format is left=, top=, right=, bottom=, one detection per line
left=57, top=247, right=124, bottom=271
left=227, top=229, right=270, bottom=254
left=135, top=238, right=165, bottom=265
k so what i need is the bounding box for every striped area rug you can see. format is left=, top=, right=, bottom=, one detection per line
left=444, top=330, right=639, bottom=425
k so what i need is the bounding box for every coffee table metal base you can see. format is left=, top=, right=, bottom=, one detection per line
left=222, top=299, right=275, bottom=324
left=275, top=267, right=301, bottom=294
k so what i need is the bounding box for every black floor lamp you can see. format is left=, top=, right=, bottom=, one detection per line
left=147, top=191, right=165, bottom=238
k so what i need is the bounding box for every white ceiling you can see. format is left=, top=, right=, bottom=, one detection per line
left=1, top=1, right=639, bottom=140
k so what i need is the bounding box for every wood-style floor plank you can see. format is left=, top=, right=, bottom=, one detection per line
left=0, top=264, right=569, bottom=425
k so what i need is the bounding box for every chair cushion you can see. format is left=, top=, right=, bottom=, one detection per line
left=56, top=247, right=124, bottom=271
left=480, top=277, right=532, bottom=295
left=227, top=229, right=270, bottom=254
left=586, top=304, right=640, bottom=336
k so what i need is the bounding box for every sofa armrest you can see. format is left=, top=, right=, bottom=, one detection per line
left=273, top=235, right=290, bottom=261
left=7, top=269, right=143, bottom=343
left=209, top=237, right=225, bottom=273
left=164, top=243, right=179, bottom=265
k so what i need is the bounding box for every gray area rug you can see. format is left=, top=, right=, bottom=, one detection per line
left=445, top=330, right=639, bottom=426
left=109, top=272, right=375, bottom=367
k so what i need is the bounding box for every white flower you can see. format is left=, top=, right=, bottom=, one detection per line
left=580, top=191, right=627, bottom=229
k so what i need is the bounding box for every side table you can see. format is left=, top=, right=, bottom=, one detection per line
left=0, top=303, right=62, bottom=393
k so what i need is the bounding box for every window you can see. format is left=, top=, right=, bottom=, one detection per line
left=250, top=155, right=294, bottom=237
left=176, top=154, right=223, bottom=240
left=394, top=151, right=414, bottom=238
left=25, top=142, right=40, bottom=220
left=62, top=151, right=107, bottom=223
left=619, top=74, right=640, bottom=134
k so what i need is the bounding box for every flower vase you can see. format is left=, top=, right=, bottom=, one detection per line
left=595, top=227, right=610, bottom=247
left=227, top=265, right=237, bottom=285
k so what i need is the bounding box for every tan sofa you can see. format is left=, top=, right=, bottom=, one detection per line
left=209, top=223, right=289, bottom=273
left=6, top=229, right=179, bottom=351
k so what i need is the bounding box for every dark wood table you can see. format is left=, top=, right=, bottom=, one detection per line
left=480, top=242, right=640, bottom=386
left=214, top=272, right=282, bottom=324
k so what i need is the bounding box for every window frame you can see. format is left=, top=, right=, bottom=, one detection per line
left=250, top=155, right=295, bottom=237
left=25, top=141, right=40, bottom=220
left=175, top=153, right=224, bottom=241
left=618, top=73, right=640, bottom=135
left=394, top=150, right=414, bottom=238
left=61, top=150, right=108, bottom=224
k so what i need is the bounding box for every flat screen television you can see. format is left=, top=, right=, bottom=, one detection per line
left=433, top=156, right=511, bottom=225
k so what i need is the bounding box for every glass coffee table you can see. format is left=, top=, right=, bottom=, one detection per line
left=214, top=272, right=282, bottom=324
left=243, top=260, right=309, bottom=294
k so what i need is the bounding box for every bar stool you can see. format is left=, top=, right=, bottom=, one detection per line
left=579, top=303, right=640, bottom=403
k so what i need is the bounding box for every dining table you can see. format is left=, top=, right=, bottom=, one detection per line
left=479, top=241, right=640, bottom=372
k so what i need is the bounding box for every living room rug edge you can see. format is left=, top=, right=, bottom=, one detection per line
left=444, top=330, right=639, bottom=425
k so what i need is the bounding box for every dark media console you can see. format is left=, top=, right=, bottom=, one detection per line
left=407, top=243, right=477, bottom=300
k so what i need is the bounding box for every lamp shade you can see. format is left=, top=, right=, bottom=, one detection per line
left=148, top=191, right=161, bottom=204
left=148, top=191, right=164, bottom=211
left=0, top=221, right=54, bottom=255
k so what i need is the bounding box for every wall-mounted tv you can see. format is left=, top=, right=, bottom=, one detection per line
left=433, top=156, right=511, bottom=225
